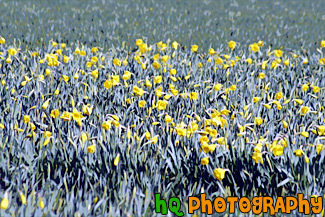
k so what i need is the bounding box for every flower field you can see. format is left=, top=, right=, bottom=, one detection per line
left=1, top=0, right=325, bottom=216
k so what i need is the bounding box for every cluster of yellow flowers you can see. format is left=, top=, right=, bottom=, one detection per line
left=0, top=36, right=325, bottom=191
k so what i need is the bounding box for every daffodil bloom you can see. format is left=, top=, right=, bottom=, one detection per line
left=114, top=154, right=120, bottom=166
left=151, top=136, right=158, bottom=144
left=81, top=133, right=88, bottom=143
left=154, top=76, right=162, bottom=84
left=60, top=111, right=73, bottom=121
left=317, top=126, right=325, bottom=136
left=201, top=157, right=209, bottom=165
left=300, top=106, right=309, bottom=115
left=23, top=115, right=30, bottom=124
left=302, top=84, right=309, bottom=92
left=62, top=75, right=69, bottom=83
left=156, top=100, right=168, bottom=111
left=191, top=45, right=198, bottom=52
left=252, top=152, right=263, bottom=164
left=253, top=97, right=260, bottom=103
left=172, top=41, right=178, bottom=50
left=228, top=41, right=236, bottom=50
left=300, top=131, right=309, bottom=137
left=213, top=168, right=226, bottom=180
left=145, top=131, right=151, bottom=140
left=133, top=85, right=144, bottom=96
left=312, top=86, right=319, bottom=93
left=294, top=149, right=305, bottom=157
left=255, top=117, right=263, bottom=125
left=274, top=49, right=283, bottom=57
left=0, top=37, right=5, bottom=44
left=246, top=58, right=253, bottom=65
left=102, top=120, right=112, bottom=130
left=1, top=192, right=9, bottom=210
left=208, top=48, right=215, bottom=55
left=250, top=43, right=259, bottom=52
left=282, top=120, right=288, bottom=129
left=87, top=145, right=96, bottom=153
left=42, top=100, right=50, bottom=109
left=275, top=92, right=283, bottom=100
left=138, top=100, right=146, bottom=108
left=316, top=144, right=324, bottom=154
left=272, top=145, right=284, bottom=156
left=19, top=191, right=27, bottom=205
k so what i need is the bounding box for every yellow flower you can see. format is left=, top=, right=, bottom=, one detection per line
left=156, top=100, right=168, bottom=111
left=208, top=48, right=215, bottom=55
left=252, top=152, right=263, bottom=164
left=316, top=144, right=324, bottom=154
left=229, top=85, right=236, bottom=91
left=189, top=92, right=198, bottom=100
left=113, top=58, right=121, bottom=66
left=114, top=154, right=120, bottom=166
left=122, top=71, right=132, bottom=81
left=300, top=131, right=309, bottom=138
left=43, top=138, right=50, bottom=146
left=42, top=100, right=50, bottom=109
left=170, top=69, right=177, bottom=75
left=294, top=149, right=305, bottom=157
left=214, top=83, right=223, bottom=91
left=321, top=40, right=325, bottom=48
left=300, top=106, right=309, bottom=115
left=317, top=126, right=325, bottom=136
left=272, top=145, right=284, bottom=156
left=151, top=136, right=158, bottom=144
left=275, top=92, right=283, bottom=100
left=201, top=157, right=209, bottom=165
left=45, top=69, right=51, bottom=76
left=91, top=47, right=98, bottom=53
left=62, top=75, right=69, bottom=83
left=44, top=131, right=52, bottom=138
left=87, top=145, right=96, bottom=153
left=228, top=41, right=236, bottom=50
left=63, top=55, right=69, bottom=63
left=82, top=105, right=92, bottom=116
left=38, top=197, right=45, bottom=209
left=165, top=114, right=173, bottom=123
left=295, top=99, right=304, bottom=105
left=283, top=59, right=289, bottom=66
left=81, top=133, right=88, bottom=143
left=19, top=191, right=27, bottom=205
left=274, top=49, right=283, bottom=57
left=312, top=86, right=319, bottom=93
left=213, top=168, right=226, bottom=180
left=60, top=111, right=72, bottom=121
left=0, top=123, right=4, bottom=129
left=304, top=156, right=309, bottom=163
left=102, top=120, right=112, bottom=130
left=250, top=43, right=259, bottom=52
left=145, top=131, right=151, bottom=140
left=255, top=117, right=263, bottom=125
left=91, top=69, right=99, bottom=79
left=0, top=37, right=5, bottom=44
left=191, top=45, right=198, bottom=52
left=0, top=192, right=9, bottom=210
left=246, top=58, right=253, bottom=65
left=302, top=84, right=309, bottom=92
left=23, top=115, right=30, bottom=124
left=136, top=39, right=143, bottom=46
left=172, top=41, right=178, bottom=50
left=138, top=100, right=146, bottom=108
left=154, top=76, right=163, bottom=84
left=253, top=97, right=260, bottom=103
left=152, top=61, right=161, bottom=69
left=80, top=50, right=86, bottom=56
left=282, top=120, right=288, bottom=129
left=133, top=85, right=144, bottom=96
